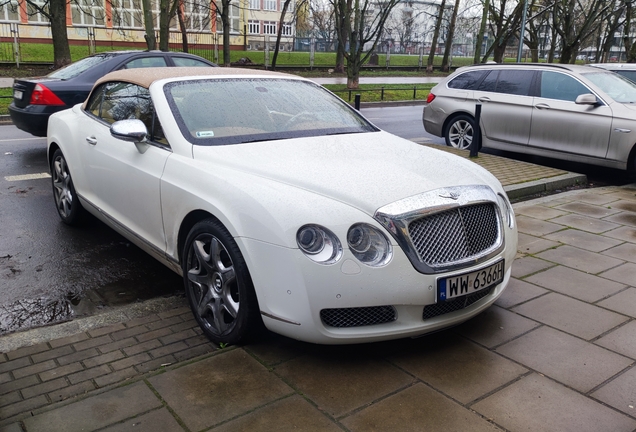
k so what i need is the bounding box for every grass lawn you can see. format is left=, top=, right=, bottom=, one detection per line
left=0, top=88, right=12, bottom=115
left=0, top=44, right=447, bottom=114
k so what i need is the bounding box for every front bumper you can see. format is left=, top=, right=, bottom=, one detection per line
left=237, top=236, right=515, bottom=344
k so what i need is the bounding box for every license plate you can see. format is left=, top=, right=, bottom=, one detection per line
left=437, top=260, right=504, bottom=302
left=14, top=90, right=23, bottom=100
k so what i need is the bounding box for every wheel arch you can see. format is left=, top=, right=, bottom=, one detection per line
left=47, top=142, right=61, bottom=172
left=177, top=209, right=222, bottom=265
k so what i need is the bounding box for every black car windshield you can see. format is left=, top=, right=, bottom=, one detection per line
left=165, top=78, right=378, bottom=145
left=582, top=71, right=636, bottom=103
left=48, top=54, right=116, bottom=80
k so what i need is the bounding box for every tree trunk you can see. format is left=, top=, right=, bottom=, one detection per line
left=334, top=0, right=350, bottom=73
left=427, top=0, right=446, bottom=72
left=49, top=0, right=71, bottom=68
left=158, top=0, right=170, bottom=51
left=493, top=41, right=506, bottom=62
left=473, top=0, right=490, bottom=64
left=177, top=6, right=188, bottom=52
left=441, top=0, right=460, bottom=71
left=142, top=0, right=157, bottom=50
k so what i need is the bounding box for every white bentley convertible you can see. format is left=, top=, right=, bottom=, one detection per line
left=47, top=67, right=517, bottom=345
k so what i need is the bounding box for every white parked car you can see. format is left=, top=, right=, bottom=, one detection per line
left=47, top=68, right=517, bottom=345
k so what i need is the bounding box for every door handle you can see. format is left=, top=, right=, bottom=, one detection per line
left=86, top=136, right=97, bottom=145
left=477, top=97, right=491, bottom=103
left=534, top=103, right=551, bottom=110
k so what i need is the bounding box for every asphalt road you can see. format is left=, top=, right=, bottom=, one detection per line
left=0, top=126, right=181, bottom=335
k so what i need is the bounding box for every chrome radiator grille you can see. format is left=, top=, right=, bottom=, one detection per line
left=409, top=203, right=499, bottom=267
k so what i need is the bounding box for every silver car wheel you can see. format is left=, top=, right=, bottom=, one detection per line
left=51, top=149, right=84, bottom=226
left=447, top=118, right=474, bottom=150
left=186, top=233, right=239, bottom=336
left=53, top=155, right=74, bottom=219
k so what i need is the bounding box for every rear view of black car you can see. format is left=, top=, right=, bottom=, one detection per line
left=9, top=50, right=217, bottom=137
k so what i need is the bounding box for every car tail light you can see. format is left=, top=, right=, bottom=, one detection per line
left=30, top=84, right=65, bottom=106
left=426, top=93, right=436, bottom=104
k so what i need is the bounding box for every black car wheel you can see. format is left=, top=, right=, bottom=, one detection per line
left=182, top=219, right=261, bottom=345
left=51, top=149, right=85, bottom=225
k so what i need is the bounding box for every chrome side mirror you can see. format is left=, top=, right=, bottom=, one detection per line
left=110, top=119, right=148, bottom=142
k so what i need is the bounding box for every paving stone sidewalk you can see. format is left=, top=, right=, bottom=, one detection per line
left=2, top=184, right=636, bottom=431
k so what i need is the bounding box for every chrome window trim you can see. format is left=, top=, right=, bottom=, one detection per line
left=374, top=185, right=504, bottom=274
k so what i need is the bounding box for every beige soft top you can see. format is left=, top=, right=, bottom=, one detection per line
left=93, top=66, right=293, bottom=89
left=84, top=67, right=298, bottom=109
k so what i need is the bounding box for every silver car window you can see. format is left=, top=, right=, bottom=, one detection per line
left=539, top=71, right=590, bottom=102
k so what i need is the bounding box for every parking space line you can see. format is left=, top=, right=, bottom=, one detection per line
left=0, top=137, right=47, bottom=143
left=4, top=173, right=51, bottom=181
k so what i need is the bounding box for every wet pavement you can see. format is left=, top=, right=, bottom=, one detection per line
left=1, top=184, right=636, bottom=431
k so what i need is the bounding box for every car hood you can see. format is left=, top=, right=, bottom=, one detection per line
left=192, top=131, right=499, bottom=215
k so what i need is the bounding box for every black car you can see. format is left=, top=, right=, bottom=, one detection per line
left=9, top=50, right=217, bottom=137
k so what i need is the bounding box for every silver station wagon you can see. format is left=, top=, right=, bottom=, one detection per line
left=423, top=63, right=636, bottom=171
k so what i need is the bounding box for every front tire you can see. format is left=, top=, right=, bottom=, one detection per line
left=444, top=115, right=475, bottom=150
left=182, top=219, right=261, bottom=345
left=51, top=149, right=85, bottom=226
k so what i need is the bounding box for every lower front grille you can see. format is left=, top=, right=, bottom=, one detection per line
left=422, top=288, right=493, bottom=320
left=321, top=306, right=397, bottom=328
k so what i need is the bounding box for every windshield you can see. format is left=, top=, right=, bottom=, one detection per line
left=165, top=78, right=378, bottom=145
left=582, top=71, right=636, bottom=103
left=48, top=54, right=114, bottom=80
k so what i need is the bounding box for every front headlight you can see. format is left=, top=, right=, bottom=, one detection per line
left=497, top=193, right=515, bottom=228
left=296, top=224, right=342, bottom=264
left=347, top=223, right=392, bottom=267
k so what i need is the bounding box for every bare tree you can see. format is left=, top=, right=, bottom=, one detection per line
left=334, top=0, right=400, bottom=88
left=552, top=0, right=613, bottom=63
left=23, top=0, right=71, bottom=68
left=427, top=0, right=446, bottom=71
left=623, top=0, right=636, bottom=62
left=441, top=0, right=460, bottom=70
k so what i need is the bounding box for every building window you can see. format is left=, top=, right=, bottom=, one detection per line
left=184, top=0, right=211, bottom=31
left=263, top=0, right=276, bottom=11
left=27, top=0, right=49, bottom=24
left=216, top=3, right=240, bottom=34
left=71, top=0, right=106, bottom=27
left=112, top=0, right=143, bottom=29
left=263, top=21, right=276, bottom=35
left=249, top=0, right=260, bottom=10
left=281, top=22, right=292, bottom=36
left=0, top=0, right=19, bottom=22
left=248, top=20, right=260, bottom=34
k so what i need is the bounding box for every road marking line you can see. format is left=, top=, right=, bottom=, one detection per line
left=4, top=173, right=51, bottom=181
left=0, top=137, right=47, bottom=143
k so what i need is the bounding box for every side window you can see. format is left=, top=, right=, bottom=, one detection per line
left=495, top=70, right=534, bottom=96
left=96, top=82, right=169, bottom=146
left=540, top=71, right=590, bottom=102
left=123, top=56, right=168, bottom=69
left=172, top=57, right=211, bottom=67
left=477, top=70, right=498, bottom=92
left=85, top=85, right=105, bottom=117
left=447, top=70, right=487, bottom=90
